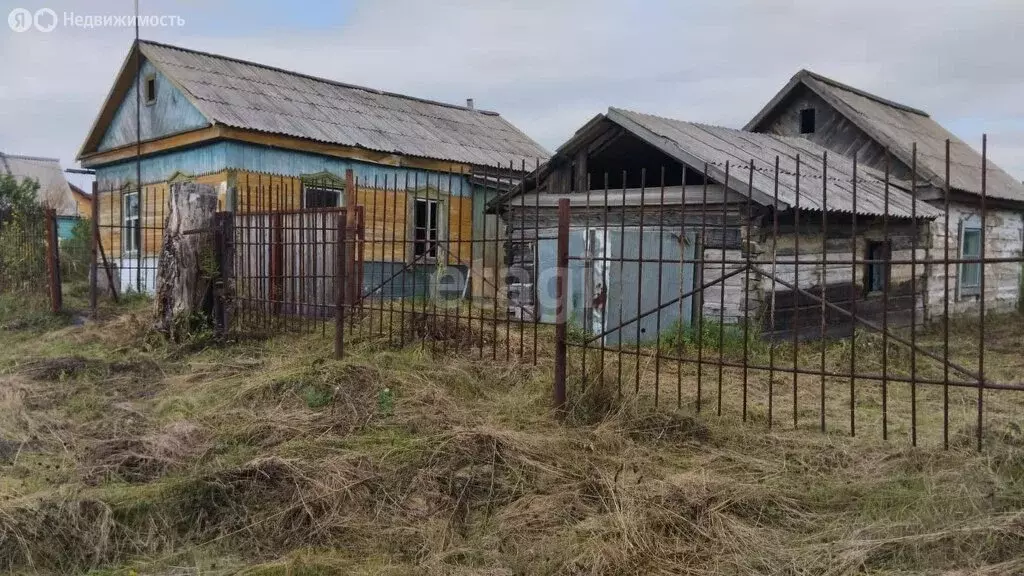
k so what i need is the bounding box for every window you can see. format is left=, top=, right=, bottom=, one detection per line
left=144, top=74, right=157, bottom=105
left=800, top=108, right=816, bottom=134
left=122, top=191, right=140, bottom=255
left=865, top=240, right=889, bottom=294
left=959, top=218, right=982, bottom=297
left=303, top=186, right=342, bottom=209
left=413, top=198, right=439, bottom=260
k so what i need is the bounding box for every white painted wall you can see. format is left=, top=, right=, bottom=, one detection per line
left=924, top=202, right=1023, bottom=319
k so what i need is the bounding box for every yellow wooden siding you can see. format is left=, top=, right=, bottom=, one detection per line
left=97, top=170, right=473, bottom=264
left=235, top=172, right=302, bottom=212
left=97, top=171, right=229, bottom=258
left=352, top=188, right=471, bottom=265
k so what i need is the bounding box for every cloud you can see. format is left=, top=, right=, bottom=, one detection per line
left=0, top=0, right=1021, bottom=180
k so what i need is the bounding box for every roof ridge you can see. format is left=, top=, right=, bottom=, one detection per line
left=0, top=152, right=62, bottom=163
left=139, top=39, right=501, bottom=117
left=798, top=69, right=930, bottom=117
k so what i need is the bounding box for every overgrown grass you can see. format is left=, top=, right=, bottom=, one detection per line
left=0, top=303, right=1021, bottom=574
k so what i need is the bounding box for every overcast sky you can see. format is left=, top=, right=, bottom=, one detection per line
left=1, top=0, right=1022, bottom=189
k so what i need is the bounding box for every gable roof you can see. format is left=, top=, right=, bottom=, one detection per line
left=501, top=108, right=937, bottom=218
left=745, top=69, right=1024, bottom=203
left=0, top=153, right=77, bottom=216
left=79, top=41, right=550, bottom=169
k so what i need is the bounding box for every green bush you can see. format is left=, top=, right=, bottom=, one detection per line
left=0, top=175, right=47, bottom=293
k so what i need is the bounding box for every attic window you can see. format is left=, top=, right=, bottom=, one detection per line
left=144, top=75, right=156, bottom=105
left=799, top=108, right=816, bottom=134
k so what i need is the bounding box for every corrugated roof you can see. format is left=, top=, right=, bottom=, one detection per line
left=607, top=108, right=940, bottom=219
left=0, top=154, right=77, bottom=216
left=128, top=41, right=549, bottom=169
left=745, top=70, right=1024, bottom=203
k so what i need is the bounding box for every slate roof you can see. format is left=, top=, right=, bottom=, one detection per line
left=745, top=70, right=1024, bottom=203
left=512, top=108, right=938, bottom=218
left=0, top=153, right=77, bottom=216
left=80, top=41, right=550, bottom=169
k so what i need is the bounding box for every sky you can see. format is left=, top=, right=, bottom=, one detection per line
left=1, top=0, right=1023, bottom=190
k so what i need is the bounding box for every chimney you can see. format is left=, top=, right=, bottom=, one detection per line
left=466, top=98, right=474, bottom=110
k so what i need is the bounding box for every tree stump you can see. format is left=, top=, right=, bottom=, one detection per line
left=154, top=182, right=219, bottom=338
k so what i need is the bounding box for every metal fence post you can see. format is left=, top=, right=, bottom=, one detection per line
left=89, top=182, right=99, bottom=316
left=43, top=208, right=62, bottom=314
left=335, top=208, right=348, bottom=359
left=554, top=198, right=570, bottom=411
left=269, top=212, right=283, bottom=317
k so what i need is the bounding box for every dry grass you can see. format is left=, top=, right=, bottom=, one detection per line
left=0, top=303, right=1020, bottom=575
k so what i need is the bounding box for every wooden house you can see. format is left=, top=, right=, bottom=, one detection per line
left=746, top=70, right=1024, bottom=317
left=493, top=108, right=941, bottom=342
left=77, top=40, right=549, bottom=295
left=69, top=183, right=93, bottom=219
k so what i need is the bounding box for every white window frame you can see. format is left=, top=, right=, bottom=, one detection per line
left=122, top=191, right=140, bottom=256
left=412, top=197, right=441, bottom=261
left=958, top=216, right=982, bottom=298
left=302, top=185, right=344, bottom=209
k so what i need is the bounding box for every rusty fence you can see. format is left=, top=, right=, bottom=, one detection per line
left=84, top=140, right=1024, bottom=450
left=0, top=208, right=76, bottom=316
left=226, top=166, right=556, bottom=362
left=546, top=139, right=1024, bottom=450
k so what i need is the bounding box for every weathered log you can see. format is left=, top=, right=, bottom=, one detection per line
left=154, top=182, right=218, bottom=338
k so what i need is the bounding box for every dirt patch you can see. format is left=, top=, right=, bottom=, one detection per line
left=398, top=313, right=491, bottom=351
left=21, top=356, right=91, bottom=381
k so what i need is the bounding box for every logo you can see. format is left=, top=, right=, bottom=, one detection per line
left=8, top=7, right=58, bottom=32
left=7, top=8, right=31, bottom=32
left=34, top=8, right=57, bottom=32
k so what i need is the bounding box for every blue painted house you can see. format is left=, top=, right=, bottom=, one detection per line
left=77, top=40, right=549, bottom=294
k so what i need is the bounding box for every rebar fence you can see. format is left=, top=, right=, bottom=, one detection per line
left=84, top=139, right=1023, bottom=450
left=0, top=208, right=68, bottom=316
left=546, top=140, right=1024, bottom=450
left=227, top=166, right=556, bottom=362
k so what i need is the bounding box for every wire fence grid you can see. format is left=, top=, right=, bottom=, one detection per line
left=81, top=138, right=1024, bottom=450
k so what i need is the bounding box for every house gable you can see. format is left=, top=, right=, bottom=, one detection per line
left=97, top=59, right=210, bottom=152
left=745, top=70, right=1024, bottom=204
left=748, top=83, right=914, bottom=182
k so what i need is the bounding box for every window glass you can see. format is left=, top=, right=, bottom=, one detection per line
left=961, top=227, right=982, bottom=290
left=123, top=192, right=139, bottom=254
left=304, top=187, right=341, bottom=209
left=413, top=198, right=439, bottom=259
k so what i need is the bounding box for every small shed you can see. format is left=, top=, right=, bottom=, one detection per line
left=492, top=108, right=940, bottom=343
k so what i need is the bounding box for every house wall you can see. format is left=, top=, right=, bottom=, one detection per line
left=752, top=85, right=914, bottom=181
left=757, top=214, right=926, bottom=340
left=92, top=139, right=490, bottom=295
left=923, top=200, right=1023, bottom=318
left=98, top=59, right=210, bottom=152
left=504, top=204, right=745, bottom=338
left=72, top=194, right=92, bottom=219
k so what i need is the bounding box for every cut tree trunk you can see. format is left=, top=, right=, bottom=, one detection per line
left=154, top=182, right=219, bottom=338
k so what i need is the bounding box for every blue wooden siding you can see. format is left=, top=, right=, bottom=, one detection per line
left=98, top=60, right=210, bottom=152
left=94, top=141, right=474, bottom=196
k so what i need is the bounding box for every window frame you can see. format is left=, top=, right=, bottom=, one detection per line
left=958, top=217, right=983, bottom=298
left=122, top=191, right=140, bottom=256
left=799, top=108, right=816, bottom=134
left=412, top=197, right=441, bottom=262
left=301, top=185, right=344, bottom=210
left=144, top=73, right=157, bottom=106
